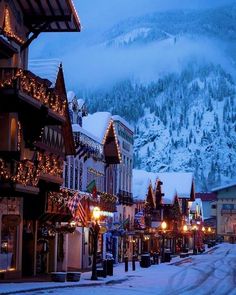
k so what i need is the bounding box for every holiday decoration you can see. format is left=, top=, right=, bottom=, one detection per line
left=3, top=7, right=25, bottom=44
left=0, top=68, right=66, bottom=116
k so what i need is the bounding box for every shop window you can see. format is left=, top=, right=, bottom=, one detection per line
left=0, top=215, right=20, bottom=272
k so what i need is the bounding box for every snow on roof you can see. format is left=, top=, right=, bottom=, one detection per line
left=77, top=99, right=85, bottom=109
left=28, top=59, right=61, bottom=87
left=82, top=112, right=112, bottom=143
left=67, top=91, right=76, bottom=103
left=190, top=198, right=202, bottom=212
left=72, top=124, right=100, bottom=144
left=211, top=182, right=236, bottom=192
left=133, top=169, right=193, bottom=204
left=112, top=115, right=134, bottom=133
left=132, top=169, right=156, bottom=201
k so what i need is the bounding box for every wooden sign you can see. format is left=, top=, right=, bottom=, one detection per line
left=2, top=214, right=21, bottom=226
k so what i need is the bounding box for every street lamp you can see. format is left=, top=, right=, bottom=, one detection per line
left=91, top=207, right=101, bottom=280
left=192, top=225, right=198, bottom=255
left=161, top=221, right=167, bottom=263
left=182, top=224, right=188, bottom=251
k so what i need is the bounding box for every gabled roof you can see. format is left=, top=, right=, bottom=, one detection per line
left=28, top=59, right=60, bottom=88
left=133, top=169, right=194, bottom=204
left=17, top=0, right=81, bottom=32
left=83, top=112, right=112, bottom=144
left=211, top=182, right=236, bottom=192
left=112, top=115, right=134, bottom=133
left=195, top=192, right=217, bottom=202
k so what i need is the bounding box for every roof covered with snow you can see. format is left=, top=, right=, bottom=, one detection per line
left=133, top=169, right=194, bottom=204
left=28, top=59, right=61, bottom=88
left=82, top=112, right=112, bottom=144
left=211, top=182, right=236, bottom=192
left=112, top=115, right=134, bottom=133
left=72, top=124, right=100, bottom=144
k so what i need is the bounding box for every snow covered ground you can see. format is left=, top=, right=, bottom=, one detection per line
left=1, top=243, right=236, bottom=295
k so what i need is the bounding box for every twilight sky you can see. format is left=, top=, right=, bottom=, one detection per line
left=29, top=0, right=235, bottom=91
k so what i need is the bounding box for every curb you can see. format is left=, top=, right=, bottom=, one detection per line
left=0, top=277, right=129, bottom=295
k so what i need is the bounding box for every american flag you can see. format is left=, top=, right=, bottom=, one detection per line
left=67, top=193, right=87, bottom=226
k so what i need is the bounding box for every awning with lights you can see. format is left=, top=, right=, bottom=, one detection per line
left=16, top=0, right=81, bottom=32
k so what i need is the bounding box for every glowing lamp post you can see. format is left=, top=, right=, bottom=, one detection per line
left=91, top=207, right=101, bottom=280
left=182, top=224, right=188, bottom=251
left=192, top=225, right=198, bottom=255
left=161, top=221, right=167, bottom=263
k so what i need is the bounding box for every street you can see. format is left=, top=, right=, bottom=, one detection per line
left=12, top=243, right=236, bottom=295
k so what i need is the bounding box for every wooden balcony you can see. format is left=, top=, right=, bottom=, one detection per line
left=0, top=68, right=66, bottom=124
left=0, top=153, right=63, bottom=194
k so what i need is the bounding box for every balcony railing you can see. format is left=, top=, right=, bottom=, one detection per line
left=0, top=68, right=66, bottom=117
left=0, top=152, right=63, bottom=188
left=118, top=189, right=133, bottom=205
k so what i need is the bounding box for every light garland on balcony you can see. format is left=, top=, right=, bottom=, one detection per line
left=99, top=192, right=117, bottom=204
left=17, top=121, right=22, bottom=151
left=3, top=7, right=25, bottom=44
left=0, top=152, right=63, bottom=187
left=0, top=159, right=10, bottom=180
left=88, top=167, right=104, bottom=177
left=0, top=69, right=66, bottom=117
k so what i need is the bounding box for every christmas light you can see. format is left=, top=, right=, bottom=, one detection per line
left=3, top=7, right=25, bottom=44
left=0, top=69, right=66, bottom=117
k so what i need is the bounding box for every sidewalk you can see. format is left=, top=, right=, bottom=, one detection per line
left=0, top=247, right=218, bottom=295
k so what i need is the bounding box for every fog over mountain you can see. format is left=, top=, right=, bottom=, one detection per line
left=30, top=0, right=236, bottom=191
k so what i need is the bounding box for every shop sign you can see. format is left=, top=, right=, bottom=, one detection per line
left=2, top=214, right=21, bottom=226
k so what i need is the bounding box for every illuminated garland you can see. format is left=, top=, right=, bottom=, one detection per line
left=48, top=188, right=79, bottom=207
left=0, top=69, right=66, bottom=116
left=3, top=7, right=24, bottom=44
left=0, top=152, right=63, bottom=187
left=17, top=121, right=22, bottom=151
left=0, top=159, right=10, bottom=180
left=88, top=167, right=104, bottom=177
left=99, top=192, right=117, bottom=204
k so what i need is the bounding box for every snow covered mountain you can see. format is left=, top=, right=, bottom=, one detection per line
left=83, top=4, right=236, bottom=192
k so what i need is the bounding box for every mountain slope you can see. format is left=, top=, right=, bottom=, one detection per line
left=82, top=4, right=236, bottom=191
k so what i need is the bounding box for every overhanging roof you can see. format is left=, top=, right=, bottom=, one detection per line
left=16, top=0, right=81, bottom=32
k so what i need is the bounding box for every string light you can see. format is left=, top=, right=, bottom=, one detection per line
left=0, top=152, right=63, bottom=187
left=102, top=120, right=122, bottom=162
left=0, top=69, right=66, bottom=117
left=3, top=7, right=25, bottom=44
left=88, top=168, right=104, bottom=177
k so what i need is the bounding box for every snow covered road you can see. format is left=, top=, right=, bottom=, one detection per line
left=4, top=243, right=236, bottom=295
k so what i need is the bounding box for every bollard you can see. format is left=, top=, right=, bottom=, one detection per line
left=125, top=256, right=128, bottom=272
left=132, top=255, right=136, bottom=271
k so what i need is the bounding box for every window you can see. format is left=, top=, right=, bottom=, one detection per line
left=70, top=157, right=74, bottom=189
left=211, top=204, right=216, bottom=209
left=74, top=160, right=78, bottom=190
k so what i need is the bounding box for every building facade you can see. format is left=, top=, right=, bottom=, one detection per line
left=213, top=183, right=236, bottom=243
left=0, top=1, right=80, bottom=279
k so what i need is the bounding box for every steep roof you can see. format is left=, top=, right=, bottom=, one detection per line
left=133, top=169, right=194, bottom=204
left=211, top=182, right=236, bottom=192
left=28, top=59, right=61, bottom=88
left=82, top=112, right=112, bottom=144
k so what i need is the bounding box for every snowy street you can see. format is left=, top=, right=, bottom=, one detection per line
left=3, top=243, right=235, bottom=295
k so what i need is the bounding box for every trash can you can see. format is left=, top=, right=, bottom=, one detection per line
left=140, top=254, right=151, bottom=268
left=153, top=253, right=159, bottom=264
left=164, top=251, right=171, bottom=262
left=107, top=259, right=114, bottom=276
